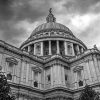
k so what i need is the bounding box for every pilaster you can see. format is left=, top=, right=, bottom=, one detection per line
left=31, top=70, right=34, bottom=87
left=26, top=63, right=29, bottom=85
left=51, top=66, right=53, bottom=87
left=38, top=72, right=41, bottom=89
left=44, top=70, right=46, bottom=88
left=20, top=61, right=25, bottom=84
left=88, top=60, right=97, bottom=82
left=61, top=65, right=65, bottom=86
left=74, top=72, right=78, bottom=89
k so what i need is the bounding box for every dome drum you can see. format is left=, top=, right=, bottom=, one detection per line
left=22, top=40, right=85, bottom=57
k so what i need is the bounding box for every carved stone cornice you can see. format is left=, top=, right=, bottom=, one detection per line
left=44, top=59, right=69, bottom=69
left=0, top=40, right=44, bottom=64
left=44, top=54, right=69, bottom=63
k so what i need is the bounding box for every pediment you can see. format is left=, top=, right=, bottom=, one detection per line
left=6, top=57, right=18, bottom=65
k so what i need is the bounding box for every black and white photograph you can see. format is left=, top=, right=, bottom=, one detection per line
left=0, top=0, right=100, bottom=100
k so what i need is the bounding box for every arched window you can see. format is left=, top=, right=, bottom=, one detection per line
left=79, top=80, right=83, bottom=87
left=44, top=41, right=49, bottom=55
left=7, top=73, right=12, bottom=80
left=77, top=70, right=83, bottom=87
left=47, top=75, right=51, bottom=82
left=34, top=81, right=38, bottom=87
left=65, top=74, right=68, bottom=81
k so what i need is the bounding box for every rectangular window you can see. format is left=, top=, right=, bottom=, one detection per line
left=47, top=75, right=51, bottom=82
left=44, top=41, right=49, bottom=55
left=65, top=74, right=67, bottom=81
left=77, top=70, right=83, bottom=87
left=34, top=72, right=38, bottom=81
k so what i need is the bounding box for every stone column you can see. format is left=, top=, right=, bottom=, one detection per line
left=77, top=45, right=80, bottom=54
left=71, top=43, right=75, bottom=56
left=81, top=47, right=84, bottom=53
left=64, top=41, right=68, bottom=55
left=49, top=40, right=52, bottom=55
left=41, top=42, right=43, bottom=56
left=34, top=43, right=36, bottom=55
left=57, top=40, right=60, bottom=54
left=28, top=45, right=31, bottom=52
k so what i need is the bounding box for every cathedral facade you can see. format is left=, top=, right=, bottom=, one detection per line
left=0, top=9, right=100, bottom=100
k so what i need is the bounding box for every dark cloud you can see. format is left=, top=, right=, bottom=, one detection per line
left=64, top=0, right=100, bottom=14
left=0, top=21, right=26, bottom=46
left=0, top=0, right=50, bottom=22
left=0, top=0, right=100, bottom=47
left=0, top=0, right=14, bottom=20
left=0, top=0, right=54, bottom=47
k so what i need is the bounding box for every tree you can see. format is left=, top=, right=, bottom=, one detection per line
left=79, top=85, right=100, bottom=100
left=0, top=73, right=15, bottom=100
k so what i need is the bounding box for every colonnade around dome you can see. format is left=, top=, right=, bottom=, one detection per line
left=22, top=40, right=85, bottom=57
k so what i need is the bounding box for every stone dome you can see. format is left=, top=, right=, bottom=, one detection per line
left=29, top=8, right=74, bottom=39
left=20, top=8, right=87, bottom=57
left=30, top=22, right=74, bottom=37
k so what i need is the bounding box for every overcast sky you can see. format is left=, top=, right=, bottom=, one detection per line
left=0, top=0, right=100, bottom=49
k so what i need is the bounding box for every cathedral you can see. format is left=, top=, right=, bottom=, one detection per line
left=0, top=9, right=100, bottom=100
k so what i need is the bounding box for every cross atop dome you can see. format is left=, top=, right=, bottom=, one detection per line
left=46, top=8, right=56, bottom=23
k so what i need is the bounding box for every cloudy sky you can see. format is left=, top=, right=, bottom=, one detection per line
left=0, top=0, right=100, bottom=48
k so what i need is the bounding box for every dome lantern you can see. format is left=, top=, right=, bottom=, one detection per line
left=46, top=8, right=56, bottom=23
